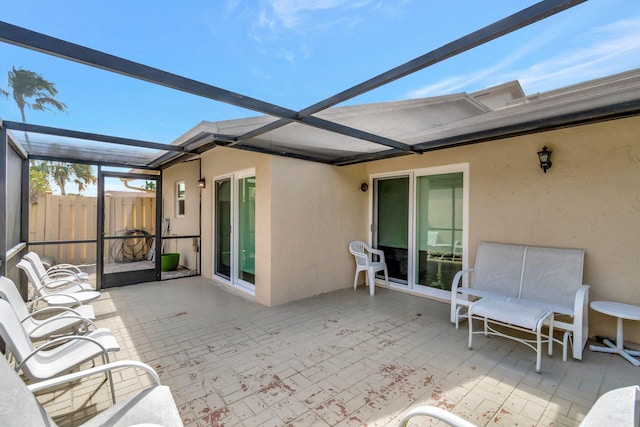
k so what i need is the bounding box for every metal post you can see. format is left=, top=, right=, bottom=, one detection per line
left=0, top=126, right=7, bottom=276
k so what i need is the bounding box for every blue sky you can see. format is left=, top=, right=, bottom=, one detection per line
left=1, top=0, right=640, bottom=145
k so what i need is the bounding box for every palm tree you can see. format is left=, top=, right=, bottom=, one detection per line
left=3, top=67, right=94, bottom=199
left=49, top=162, right=96, bottom=196
left=6, top=66, right=67, bottom=126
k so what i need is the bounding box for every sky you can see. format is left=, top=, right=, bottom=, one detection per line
left=1, top=0, right=640, bottom=147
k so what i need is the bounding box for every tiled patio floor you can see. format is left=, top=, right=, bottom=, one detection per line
left=34, top=276, right=639, bottom=426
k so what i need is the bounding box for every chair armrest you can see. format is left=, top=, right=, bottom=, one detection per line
left=368, top=247, right=386, bottom=262
left=17, top=334, right=111, bottom=373
left=48, top=264, right=83, bottom=275
left=44, top=269, right=84, bottom=282
left=28, top=292, right=84, bottom=309
left=27, top=314, right=97, bottom=337
left=27, top=360, right=162, bottom=393
left=21, top=305, right=82, bottom=319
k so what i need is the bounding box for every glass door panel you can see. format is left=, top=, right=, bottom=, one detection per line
left=238, top=176, right=255, bottom=285
left=373, top=176, right=409, bottom=284
left=214, top=178, right=231, bottom=280
left=415, top=172, right=463, bottom=290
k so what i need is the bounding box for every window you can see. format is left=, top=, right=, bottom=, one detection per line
left=176, top=181, right=186, bottom=218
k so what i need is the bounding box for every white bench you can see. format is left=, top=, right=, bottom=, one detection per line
left=468, top=298, right=555, bottom=373
left=451, top=241, right=590, bottom=360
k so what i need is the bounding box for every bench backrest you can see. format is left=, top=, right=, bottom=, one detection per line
left=473, top=241, right=584, bottom=311
left=520, top=245, right=584, bottom=310
left=472, top=242, right=525, bottom=298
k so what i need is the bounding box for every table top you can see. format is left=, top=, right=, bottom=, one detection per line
left=590, top=301, right=640, bottom=321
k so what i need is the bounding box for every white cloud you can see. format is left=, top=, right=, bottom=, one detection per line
left=405, top=16, right=640, bottom=98
left=265, top=0, right=374, bottom=30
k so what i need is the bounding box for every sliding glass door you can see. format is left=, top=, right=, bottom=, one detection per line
left=415, top=172, right=464, bottom=291
left=371, top=165, right=467, bottom=298
left=213, top=170, right=255, bottom=293
left=373, top=176, right=410, bottom=285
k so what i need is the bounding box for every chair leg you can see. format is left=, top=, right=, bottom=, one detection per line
left=102, top=354, right=116, bottom=404
left=353, top=271, right=359, bottom=290
left=368, top=270, right=375, bottom=296
left=467, top=310, right=474, bottom=350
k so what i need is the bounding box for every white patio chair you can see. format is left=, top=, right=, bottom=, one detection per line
left=349, top=240, right=389, bottom=296
left=398, top=384, right=640, bottom=426
left=0, top=356, right=183, bottom=427
left=17, top=259, right=101, bottom=307
left=0, top=276, right=96, bottom=340
left=0, top=298, right=120, bottom=402
left=399, top=406, right=476, bottom=427
left=24, top=251, right=92, bottom=290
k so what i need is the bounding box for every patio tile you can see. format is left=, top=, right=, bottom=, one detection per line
left=34, top=276, right=640, bottom=426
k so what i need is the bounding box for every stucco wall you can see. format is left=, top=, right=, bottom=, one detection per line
left=269, top=157, right=368, bottom=305
left=367, top=116, right=640, bottom=344
left=161, top=159, right=201, bottom=270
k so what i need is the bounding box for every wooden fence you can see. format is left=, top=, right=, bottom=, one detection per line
left=29, top=193, right=156, bottom=265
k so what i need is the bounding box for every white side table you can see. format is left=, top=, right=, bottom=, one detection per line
left=589, top=301, right=640, bottom=366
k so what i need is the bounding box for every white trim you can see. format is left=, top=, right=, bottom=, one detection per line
left=211, top=169, right=256, bottom=296
left=212, top=173, right=233, bottom=285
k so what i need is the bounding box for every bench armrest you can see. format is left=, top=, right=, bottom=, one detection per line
left=451, top=268, right=474, bottom=294
left=450, top=268, right=474, bottom=325
left=572, top=284, right=590, bottom=360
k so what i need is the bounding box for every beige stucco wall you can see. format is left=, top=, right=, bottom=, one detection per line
left=269, top=157, right=368, bottom=305
left=161, top=159, right=201, bottom=270
left=198, top=147, right=273, bottom=305
left=193, top=146, right=366, bottom=307
left=367, top=116, right=640, bottom=344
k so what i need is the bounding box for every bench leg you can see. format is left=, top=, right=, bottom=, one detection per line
left=563, top=331, right=569, bottom=362
left=547, top=315, right=554, bottom=357
left=455, top=305, right=467, bottom=330
left=536, top=327, right=542, bottom=374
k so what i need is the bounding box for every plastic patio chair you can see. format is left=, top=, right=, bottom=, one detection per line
left=0, top=276, right=96, bottom=340
left=0, top=355, right=183, bottom=427
left=399, top=406, right=477, bottom=427
left=349, top=240, right=389, bottom=296
left=23, top=251, right=91, bottom=290
left=17, top=259, right=101, bottom=307
left=0, top=298, right=120, bottom=401
left=398, top=385, right=640, bottom=427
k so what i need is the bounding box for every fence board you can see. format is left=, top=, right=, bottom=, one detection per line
left=29, top=194, right=155, bottom=265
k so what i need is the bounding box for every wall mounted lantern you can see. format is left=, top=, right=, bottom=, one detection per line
left=537, top=146, right=552, bottom=173
left=360, top=182, right=369, bottom=192
left=197, top=178, right=206, bottom=188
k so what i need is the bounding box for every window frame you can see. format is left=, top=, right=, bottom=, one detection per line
left=175, top=180, right=186, bottom=218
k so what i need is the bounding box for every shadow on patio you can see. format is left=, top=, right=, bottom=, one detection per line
left=35, top=277, right=639, bottom=426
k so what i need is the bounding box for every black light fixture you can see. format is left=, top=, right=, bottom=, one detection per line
left=360, top=182, right=369, bottom=192
left=537, top=146, right=552, bottom=173
left=197, top=177, right=206, bottom=188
